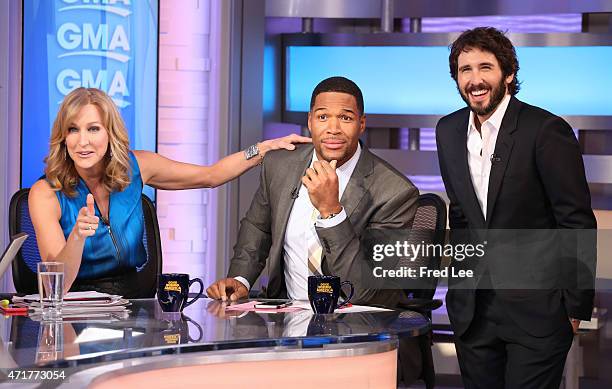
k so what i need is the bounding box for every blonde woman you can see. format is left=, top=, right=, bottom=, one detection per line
left=29, top=87, right=310, bottom=296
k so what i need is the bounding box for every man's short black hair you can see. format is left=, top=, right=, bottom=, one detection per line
left=309, top=76, right=364, bottom=115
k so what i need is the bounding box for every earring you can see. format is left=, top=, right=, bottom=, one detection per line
left=64, top=146, right=67, bottom=160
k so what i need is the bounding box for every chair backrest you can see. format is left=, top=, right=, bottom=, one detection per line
left=9, top=189, right=40, bottom=293
left=399, top=193, right=447, bottom=300
left=139, top=194, right=163, bottom=297
left=9, top=188, right=162, bottom=297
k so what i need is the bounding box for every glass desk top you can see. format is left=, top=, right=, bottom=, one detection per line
left=0, top=298, right=430, bottom=371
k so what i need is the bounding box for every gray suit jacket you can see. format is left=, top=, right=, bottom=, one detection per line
left=227, top=144, right=419, bottom=306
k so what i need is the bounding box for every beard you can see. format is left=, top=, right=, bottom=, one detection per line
left=458, top=77, right=507, bottom=117
left=314, top=137, right=356, bottom=168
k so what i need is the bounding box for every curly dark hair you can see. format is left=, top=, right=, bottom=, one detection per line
left=449, top=27, right=520, bottom=95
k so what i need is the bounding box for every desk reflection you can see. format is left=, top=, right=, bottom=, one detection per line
left=3, top=298, right=429, bottom=370
left=35, top=321, right=79, bottom=365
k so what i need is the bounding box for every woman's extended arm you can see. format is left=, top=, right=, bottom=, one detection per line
left=134, top=134, right=311, bottom=190
left=29, top=181, right=99, bottom=291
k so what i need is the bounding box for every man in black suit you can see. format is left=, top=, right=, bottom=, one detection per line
left=436, top=27, right=596, bottom=388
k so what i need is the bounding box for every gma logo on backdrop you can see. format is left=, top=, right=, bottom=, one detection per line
left=55, top=0, right=132, bottom=108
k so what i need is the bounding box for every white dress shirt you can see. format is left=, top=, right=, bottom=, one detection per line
left=235, top=144, right=361, bottom=300
left=283, top=144, right=361, bottom=300
left=466, top=94, right=511, bottom=219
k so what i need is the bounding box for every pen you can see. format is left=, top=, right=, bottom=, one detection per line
left=0, top=305, right=28, bottom=315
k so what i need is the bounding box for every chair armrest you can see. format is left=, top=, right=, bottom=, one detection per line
left=397, top=298, right=443, bottom=312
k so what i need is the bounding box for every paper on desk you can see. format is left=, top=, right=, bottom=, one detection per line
left=335, top=304, right=392, bottom=313
left=13, top=291, right=130, bottom=315
left=23, top=300, right=130, bottom=310
left=13, top=291, right=121, bottom=304
left=225, top=301, right=306, bottom=313
left=225, top=300, right=392, bottom=314
left=292, top=300, right=392, bottom=313
left=25, top=306, right=131, bottom=319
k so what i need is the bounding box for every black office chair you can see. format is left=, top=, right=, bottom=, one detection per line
left=9, top=188, right=162, bottom=297
left=396, top=193, right=447, bottom=312
left=396, top=193, right=447, bottom=389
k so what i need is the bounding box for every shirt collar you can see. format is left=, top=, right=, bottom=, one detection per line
left=468, top=94, right=512, bottom=135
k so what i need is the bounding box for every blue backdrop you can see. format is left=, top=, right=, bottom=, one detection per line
left=22, top=0, right=158, bottom=199
left=286, top=45, right=612, bottom=116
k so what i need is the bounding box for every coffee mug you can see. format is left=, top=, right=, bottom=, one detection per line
left=308, top=275, right=354, bottom=314
left=157, top=273, right=204, bottom=312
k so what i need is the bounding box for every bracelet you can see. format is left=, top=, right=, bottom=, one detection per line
left=244, top=144, right=260, bottom=161
left=244, top=143, right=265, bottom=165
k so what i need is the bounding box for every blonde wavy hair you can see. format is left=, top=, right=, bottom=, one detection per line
left=45, top=88, right=131, bottom=197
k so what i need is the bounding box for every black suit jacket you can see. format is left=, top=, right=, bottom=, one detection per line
left=436, top=96, right=597, bottom=337
left=227, top=144, right=419, bottom=307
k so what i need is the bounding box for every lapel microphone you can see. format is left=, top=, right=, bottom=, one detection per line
left=290, top=187, right=299, bottom=199
left=490, top=154, right=502, bottom=164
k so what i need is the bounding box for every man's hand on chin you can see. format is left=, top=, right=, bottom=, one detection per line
left=206, top=278, right=248, bottom=302
left=302, top=160, right=343, bottom=217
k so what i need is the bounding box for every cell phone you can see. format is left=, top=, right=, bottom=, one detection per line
left=254, top=300, right=293, bottom=309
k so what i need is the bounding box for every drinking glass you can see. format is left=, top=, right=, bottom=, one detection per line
left=37, top=262, right=64, bottom=318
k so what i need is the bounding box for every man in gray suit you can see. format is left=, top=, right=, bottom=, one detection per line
left=206, top=76, right=418, bottom=307
left=207, top=77, right=431, bottom=386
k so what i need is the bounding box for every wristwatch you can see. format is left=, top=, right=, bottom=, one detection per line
left=318, top=209, right=342, bottom=219
left=244, top=144, right=262, bottom=163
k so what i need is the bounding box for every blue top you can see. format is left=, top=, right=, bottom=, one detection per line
left=55, top=152, right=147, bottom=279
